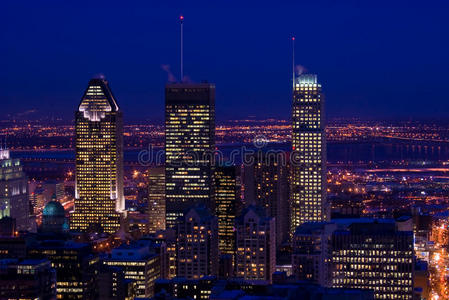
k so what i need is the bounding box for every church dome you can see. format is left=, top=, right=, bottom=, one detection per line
left=43, top=201, right=65, bottom=217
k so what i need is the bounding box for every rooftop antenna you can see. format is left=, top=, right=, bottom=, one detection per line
left=292, top=36, right=295, bottom=91
left=180, top=15, right=184, bottom=82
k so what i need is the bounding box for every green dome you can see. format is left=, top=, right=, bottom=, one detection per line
left=43, top=201, right=65, bottom=217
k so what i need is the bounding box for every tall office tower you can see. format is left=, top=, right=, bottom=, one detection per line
left=214, top=166, right=241, bottom=256
left=176, top=205, right=218, bottom=279
left=0, top=147, right=30, bottom=231
left=147, top=166, right=166, bottom=233
left=70, top=77, right=124, bottom=234
left=292, top=222, right=336, bottom=286
left=165, top=83, right=215, bottom=227
left=243, top=152, right=290, bottom=246
left=235, top=205, right=276, bottom=283
left=331, top=221, right=414, bottom=299
left=291, top=74, right=328, bottom=235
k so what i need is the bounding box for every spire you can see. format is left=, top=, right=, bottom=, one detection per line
left=180, top=15, right=184, bottom=82
left=292, top=36, right=295, bottom=91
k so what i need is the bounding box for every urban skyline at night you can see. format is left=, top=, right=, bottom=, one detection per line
left=2, top=2, right=449, bottom=300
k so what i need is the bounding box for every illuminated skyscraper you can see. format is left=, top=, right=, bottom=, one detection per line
left=0, top=147, right=31, bottom=231
left=214, top=166, right=241, bottom=256
left=291, top=74, right=328, bottom=235
left=147, top=166, right=165, bottom=233
left=165, top=83, right=215, bottom=227
left=70, top=77, right=124, bottom=233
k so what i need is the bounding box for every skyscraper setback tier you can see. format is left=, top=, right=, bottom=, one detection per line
left=70, top=77, right=124, bottom=234
left=165, top=83, right=215, bottom=227
left=291, top=74, right=328, bottom=235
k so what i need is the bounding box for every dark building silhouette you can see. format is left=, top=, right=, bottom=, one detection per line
left=28, top=241, right=99, bottom=299
left=0, top=258, right=56, bottom=300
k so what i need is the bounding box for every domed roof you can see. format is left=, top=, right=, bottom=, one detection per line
left=43, top=201, right=65, bottom=217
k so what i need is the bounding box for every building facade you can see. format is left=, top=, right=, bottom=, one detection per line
left=243, top=152, right=290, bottom=246
left=104, top=240, right=161, bottom=298
left=29, top=241, right=99, bottom=299
left=165, top=83, right=215, bottom=227
left=331, top=221, right=414, bottom=299
left=0, top=148, right=31, bottom=231
left=214, top=166, right=241, bottom=256
left=176, top=205, right=218, bottom=279
left=235, top=206, right=276, bottom=283
left=291, top=74, right=328, bottom=235
left=70, top=77, right=124, bottom=233
left=147, top=166, right=165, bottom=234
left=292, top=222, right=336, bottom=286
left=0, top=258, right=56, bottom=300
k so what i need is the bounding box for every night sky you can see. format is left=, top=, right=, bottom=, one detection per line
left=2, top=1, right=449, bottom=122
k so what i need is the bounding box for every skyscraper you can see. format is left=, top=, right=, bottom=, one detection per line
left=70, top=77, right=124, bottom=234
left=147, top=166, right=166, bottom=234
left=243, top=152, right=290, bottom=246
left=165, top=83, right=215, bottom=227
left=0, top=147, right=31, bottom=231
left=291, top=74, right=328, bottom=235
left=214, top=166, right=241, bottom=256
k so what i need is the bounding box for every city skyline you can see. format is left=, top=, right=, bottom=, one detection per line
left=2, top=1, right=449, bottom=122
left=1, top=2, right=449, bottom=299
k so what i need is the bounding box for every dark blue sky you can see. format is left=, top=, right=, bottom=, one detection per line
left=2, top=1, right=449, bottom=122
